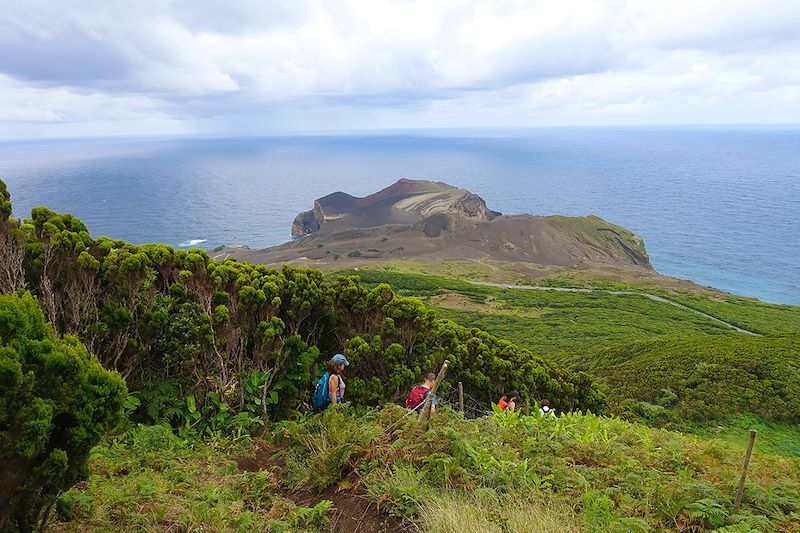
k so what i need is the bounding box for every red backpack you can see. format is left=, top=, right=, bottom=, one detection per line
left=406, top=385, right=429, bottom=409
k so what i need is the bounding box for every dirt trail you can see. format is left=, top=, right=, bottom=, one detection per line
left=236, top=440, right=413, bottom=533
left=471, top=281, right=759, bottom=335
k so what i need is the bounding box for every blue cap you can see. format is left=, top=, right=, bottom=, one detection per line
left=331, top=353, right=349, bottom=366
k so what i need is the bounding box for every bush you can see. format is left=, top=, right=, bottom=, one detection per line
left=587, top=335, right=800, bottom=425
left=0, top=292, right=126, bottom=531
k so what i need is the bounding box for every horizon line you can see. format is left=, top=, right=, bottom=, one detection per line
left=2, top=123, right=800, bottom=143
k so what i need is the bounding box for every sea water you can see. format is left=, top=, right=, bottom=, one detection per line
left=1, top=128, right=798, bottom=305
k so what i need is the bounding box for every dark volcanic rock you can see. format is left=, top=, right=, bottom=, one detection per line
left=292, top=201, right=325, bottom=236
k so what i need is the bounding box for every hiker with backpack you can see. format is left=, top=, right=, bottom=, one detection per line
left=539, top=398, right=556, bottom=417
left=312, top=354, right=349, bottom=410
left=498, top=390, right=519, bottom=412
left=405, top=373, right=438, bottom=414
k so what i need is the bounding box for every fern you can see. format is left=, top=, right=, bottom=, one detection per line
left=686, top=498, right=728, bottom=528
left=134, top=379, right=181, bottom=424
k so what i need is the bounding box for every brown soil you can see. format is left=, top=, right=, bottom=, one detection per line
left=235, top=438, right=284, bottom=472
left=236, top=439, right=415, bottom=533
left=294, top=487, right=416, bottom=533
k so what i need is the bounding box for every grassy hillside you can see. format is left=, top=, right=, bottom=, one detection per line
left=53, top=406, right=800, bottom=532
left=574, top=335, right=800, bottom=426
left=344, top=270, right=800, bottom=439
left=50, top=425, right=336, bottom=532
left=347, top=270, right=744, bottom=356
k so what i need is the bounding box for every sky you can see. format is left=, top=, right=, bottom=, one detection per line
left=1, top=0, right=799, bottom=138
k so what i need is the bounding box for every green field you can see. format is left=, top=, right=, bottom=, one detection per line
left=346, top=270, right=752, bottom=356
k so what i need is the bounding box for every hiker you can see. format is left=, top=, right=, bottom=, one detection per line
left=498, top=390, right=519, bottom=412
left=312, top=354, right=349, bottom=410
left=405, top=372, right=438, bottom=413
left=539, top=399, right=556, bottom=417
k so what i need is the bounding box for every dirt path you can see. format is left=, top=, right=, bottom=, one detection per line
left=236, top=440, right=413, bottom=533
left=471, top=281, right=759, bottom=335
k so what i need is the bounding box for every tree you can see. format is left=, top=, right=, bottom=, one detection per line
left=0, top=179, right=24, bottom=293
left=0, top=292, right=126, bottom=532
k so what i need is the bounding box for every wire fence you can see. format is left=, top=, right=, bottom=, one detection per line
left=436, top=388, right=494, bottom=419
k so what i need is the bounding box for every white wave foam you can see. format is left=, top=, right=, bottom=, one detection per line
left=179, top=239, right=207, bottom=248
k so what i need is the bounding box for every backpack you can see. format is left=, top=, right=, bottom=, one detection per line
left=498, top=396, right=509, bottom=410
left=312, top=372, right=334, bottom=410
left=405, top=385, right=429, bottom=410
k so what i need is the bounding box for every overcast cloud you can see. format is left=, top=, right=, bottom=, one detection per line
left=1, top=0, right=799, bottom=138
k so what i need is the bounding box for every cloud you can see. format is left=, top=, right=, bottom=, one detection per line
left=0, top=0, right=799, bottom=137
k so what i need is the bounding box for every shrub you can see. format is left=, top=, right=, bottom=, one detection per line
left=274, top=405, right=384, bottom=491
left=589, top=335, right=800, bottom=425
left=366, top=464, right=430, bottom=519
left=0, top=292, right=127, bottom=531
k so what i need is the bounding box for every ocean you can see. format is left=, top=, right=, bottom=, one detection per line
left=1, top=128, right=798, bottom=305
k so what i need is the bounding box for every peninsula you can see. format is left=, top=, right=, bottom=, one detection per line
left=224, top=179, right=653, bottom=282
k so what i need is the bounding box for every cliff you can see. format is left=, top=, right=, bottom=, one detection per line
left=291, top=179, right=500, bottom=236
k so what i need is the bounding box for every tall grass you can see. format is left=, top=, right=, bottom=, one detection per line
left=419, top=491, right=580, bottom=533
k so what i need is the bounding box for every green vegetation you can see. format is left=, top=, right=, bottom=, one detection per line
left=54, top=406, right=800, bottom=532
left=0, top=292, right=126, bottom=532
left=348, top=270, right=740, bottom=355
left=540, top=271, right=800, bottom=335
left=346, top=270, right=800, bottom=435
left=696, top=414, right=800, bottom=458
left=643, top=291, right=800, bottom=335
left=3, top=178, right=800, bottom=532
left=53, top=424, right=334, bottom=532
left=576, top=335, right=800, bottom=425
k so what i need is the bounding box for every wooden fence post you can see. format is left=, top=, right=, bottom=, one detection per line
left=458, top=381, right=464, bottom=414
left=419, top=360, right=449, bottom=430
left=733, top=429, right=757, bottom=513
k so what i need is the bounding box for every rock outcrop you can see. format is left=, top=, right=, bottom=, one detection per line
left=291, top=179, right=500, bottom=236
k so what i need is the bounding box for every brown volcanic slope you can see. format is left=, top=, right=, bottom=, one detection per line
left=227, top=179, right=651, bottom=271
